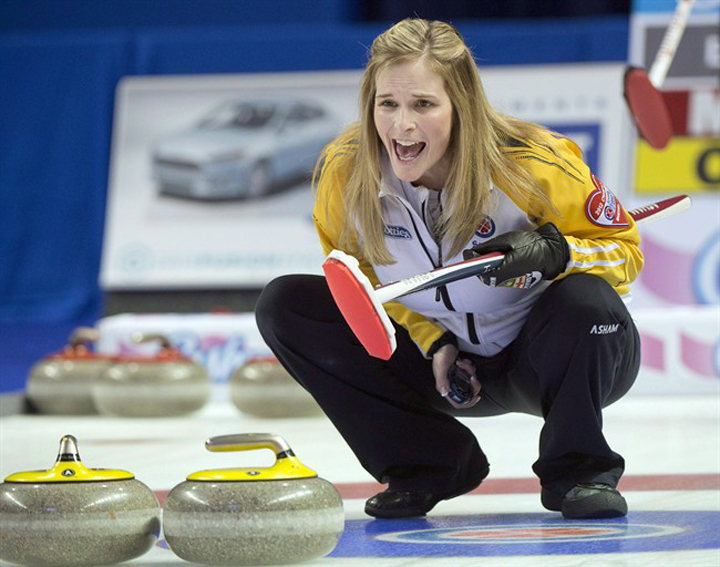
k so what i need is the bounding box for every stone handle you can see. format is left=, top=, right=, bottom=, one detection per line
left=68, top=327, right=99, bottom=349
left=56, top=434, right=81, bottom=462
left=205, top=433, right=292, bottom=457
left=131, top=332, right=173, bottom=350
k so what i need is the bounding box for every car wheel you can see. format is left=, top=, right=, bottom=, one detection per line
left=246, top=162, right=270, bottom=198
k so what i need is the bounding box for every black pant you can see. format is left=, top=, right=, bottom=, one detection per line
left=255, top=273, right=640, bottom=499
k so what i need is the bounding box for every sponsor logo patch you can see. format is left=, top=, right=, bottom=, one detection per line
left=490, top=271, right=542, bottom=289
left=585, top=175, right=629, bottom=227
left=590, top=323, right=620, bottom=335
left=384, top=225, right=412, bottom=239
left=474, top=216, right=496, bottom=238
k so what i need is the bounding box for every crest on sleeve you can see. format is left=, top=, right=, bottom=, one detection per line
left=585, top=175, right=629, bottom=227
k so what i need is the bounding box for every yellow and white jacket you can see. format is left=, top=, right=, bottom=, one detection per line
left=313, top=131, right=644, bottom=358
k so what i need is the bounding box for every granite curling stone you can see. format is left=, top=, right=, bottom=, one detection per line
left=230, top=356, right=323, bottom=418
left=93, top=332, right=211, bottom=417
left=26, top=327, right=109, bottom=414
left=163, top=432, right=345, bottom=566
left=0, top=435, right=161, bottom=567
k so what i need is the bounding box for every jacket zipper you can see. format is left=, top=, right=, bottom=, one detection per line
left=418, top=198, right=455, bottom=310
left=397, top=199, right=456, bottom=311
left=466, top=313, right=480, bottom=344
left=390, top=195, right=485, bottom=349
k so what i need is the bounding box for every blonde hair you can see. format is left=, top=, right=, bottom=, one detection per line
left=315, top=18, right=553, bottom=264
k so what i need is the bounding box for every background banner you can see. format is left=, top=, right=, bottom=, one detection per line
left=101, top=64, right=633, bottom=289
left=627, top=0, right=719, bottom=308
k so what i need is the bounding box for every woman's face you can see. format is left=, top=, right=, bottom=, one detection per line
left=373, top=57, right=453, bottom=190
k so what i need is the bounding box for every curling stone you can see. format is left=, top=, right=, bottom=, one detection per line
left=163, top=433, right=344, bottom=566
left=0, top=435, right=161, bottom=567
left=230, top=356, right=322, bottom=418
left=92, top=332, right=211, bottom=417
left=26, top=327, right=109, bottom=414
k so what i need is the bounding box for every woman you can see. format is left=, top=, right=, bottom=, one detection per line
left=256, top=18, right=642, bottom=520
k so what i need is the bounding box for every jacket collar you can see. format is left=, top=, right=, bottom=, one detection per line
left=379, top=153, right=451, bottom=214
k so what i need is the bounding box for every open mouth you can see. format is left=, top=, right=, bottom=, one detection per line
left=393, top=139, right=426, bottom=162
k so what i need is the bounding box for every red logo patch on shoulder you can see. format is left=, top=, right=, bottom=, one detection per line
left=585, top=175, right=629, bottom=227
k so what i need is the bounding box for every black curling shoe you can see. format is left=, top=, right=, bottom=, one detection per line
left=542, top=482, right=628, bottom=519
left=365, top=467, right=489, bottom=519
left=364, top=490, right=444, bottom=518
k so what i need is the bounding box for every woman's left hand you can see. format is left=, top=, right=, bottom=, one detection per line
left=432, top=344, right=482, bottom=409
left=463, top=223, right=569, bottom=287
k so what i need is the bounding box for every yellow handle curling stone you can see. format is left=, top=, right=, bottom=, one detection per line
left=0, top=435, right=161, bottom=567
left=163, top=432, right=345, bottom=565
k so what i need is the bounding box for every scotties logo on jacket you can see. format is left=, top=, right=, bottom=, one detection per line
left=384, top=225, right=412, bottom=239
left=585, top=175, right=629, bottom=227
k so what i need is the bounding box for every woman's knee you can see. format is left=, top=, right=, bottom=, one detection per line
left=255, top=274, right=338, bottom=340
left=542, top=274, right=628, bottom=329
left=256, top=275, right=295, bottom=327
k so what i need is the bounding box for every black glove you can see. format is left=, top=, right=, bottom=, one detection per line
left=462, top=223, right=569, bottom=288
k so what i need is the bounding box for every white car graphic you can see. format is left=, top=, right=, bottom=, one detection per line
left=151, top=98, right=340, bottom=200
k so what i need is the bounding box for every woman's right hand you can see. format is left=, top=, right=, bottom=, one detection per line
left=432, top=344, right=481, bottom=409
